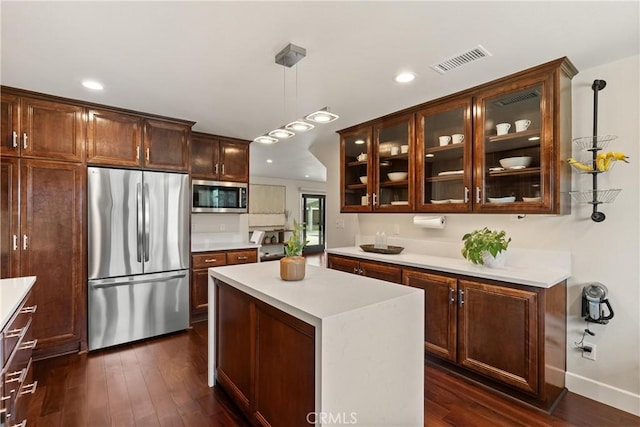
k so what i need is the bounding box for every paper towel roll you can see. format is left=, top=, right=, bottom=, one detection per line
left=413, top=215, right=445, bottom=229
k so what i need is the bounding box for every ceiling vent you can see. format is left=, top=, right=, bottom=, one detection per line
left=494, top=90, right=541, bottom=107
left=431, top=45, right=492, bottom=74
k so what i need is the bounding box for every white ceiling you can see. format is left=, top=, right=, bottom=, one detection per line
left=2, top=1, right=638, bottom=182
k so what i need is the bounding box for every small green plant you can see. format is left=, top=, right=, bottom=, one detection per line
left=461, top=227, right=511, bottom=265
left=284, top=219, right=309, bottom=257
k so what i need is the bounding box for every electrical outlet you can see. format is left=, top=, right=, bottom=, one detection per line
left=582, top=342, right=596, bottom=361
left=335, top=219, right=345, bottom=229
left=393, top=224, right=400, bottom=235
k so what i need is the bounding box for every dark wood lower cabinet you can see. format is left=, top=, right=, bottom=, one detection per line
left=327, top=254, right=402, bottom=283
left=215, top=280, right=315, bottom=427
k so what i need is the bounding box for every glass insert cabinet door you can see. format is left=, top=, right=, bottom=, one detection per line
left=373, top=113, right=414, bottom=211
left=475, top=77, right=550, bottom=211
left=416, top=99, right=473, bottom=211
left=340, top=127, right=372, bottom=212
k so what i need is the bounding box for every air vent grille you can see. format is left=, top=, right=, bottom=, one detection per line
left=494, top=90, right=541, bottom=106
left=431, top=45, right=492, bottom=74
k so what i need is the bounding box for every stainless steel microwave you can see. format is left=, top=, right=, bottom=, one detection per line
left=192, top=180, right=248, bottom=213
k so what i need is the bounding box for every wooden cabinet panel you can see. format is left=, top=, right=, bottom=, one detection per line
left=1, top=93, right=20, bottom=157
left=219, top=140, right=249, bottom=182
left=20, top=160, right=84, bottom=358
left=86, top=109, right=143, bottom=166
left=20, top=97, right=84, bottom=162
left=192, top=253, right=227, bottom=269
left=458, top=279, right=539, bottom=395
left=143, top=119, right=189, bottom=171
left=403, top=269, right=457, bottom=361
left=360, top=259, right=402, bottom=284
left=191, top=269, right=210, bottom=316
left=0, top=158, right=20, bottom=279
left=226, top=250, right=257, bottom=265
left=216, top=282, right=252, bottom=412
left=327, top=254, right=359, bottom=274
left=254, top=300, right=315, bottom=426
left=190, top=132, right=250, bottom=182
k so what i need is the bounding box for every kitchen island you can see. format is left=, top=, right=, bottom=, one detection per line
left=208, top=262, right=424, bottom=426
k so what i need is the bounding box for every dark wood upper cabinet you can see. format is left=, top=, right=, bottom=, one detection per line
left=143, top=119, right=190, bottom=171
left=1, top=93, right=85, bottom=162
left=338, top=57, right=577, bottom=215
left=190, top=131, right=250, bottom=182
left=86, top=108, right=143, bottom=167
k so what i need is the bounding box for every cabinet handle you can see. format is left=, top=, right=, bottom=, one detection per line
left=146, top=148, right=150, bottom=162
left=353, top=267, right=358, bottom=274
left=4, top=327, right=24, bottom=338
left=18, top=339, right=37, bottom=350
left=20, top=380, right=38, bottom=395
left=215, top=163, right=219, bottom=174
left=458, top=289, right=465, bottom=307
left=22, top=133, right=28, bottom=149
left=20, top=305, right=37, bottom=314
left=12, top=131, right=18, bottom=148
left=222, top=164, right=225, bottom=175
left=360, top=268, right=366, bottom=275
left=136, top=145, right=140, bottom=161
left=475, top=186, right=481, bottom=203
left=23, top=234, right=28, bottom=250
left=204, top=259, right=218, bottom=263
left=237, top=256, right=248, bottom=260
left=5, top=369, right=23, bottom=383
left=13, top=235, right=18, bottom=251
left=372, top=193, right=378, bottom=206
left=449, top=287, right=455, bottom=304
left=464, top=187, right=469, bottom=203
left=13, top=421, right=27, bottom=427
left=365, top=193, right=370, bottom=206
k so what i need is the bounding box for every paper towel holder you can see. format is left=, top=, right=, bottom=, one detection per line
left=413, top=215, right=445, bottom=229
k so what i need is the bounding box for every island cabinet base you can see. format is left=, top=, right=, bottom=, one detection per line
left=209, top=262, right=424, bottom=427
left=215, top=280, right=315, bottom=426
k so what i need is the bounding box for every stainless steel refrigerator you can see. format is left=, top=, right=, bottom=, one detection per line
left=87, top=167, right=189, bottom=350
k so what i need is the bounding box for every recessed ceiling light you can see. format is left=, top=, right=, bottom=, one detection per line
left=354, top=139, right=365, bottom=145
left=82, top=80, right=104, bottom=90
left=254, top=136, right=278, bottom=144
left=266, top=159, right=273, bottom=164
left=268, top=129, right=295, bottom=139
left=304, top=174, right=309, bottom=178
left=394, top=72, right=416, bottom=83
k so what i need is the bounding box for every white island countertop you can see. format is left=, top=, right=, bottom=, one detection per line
left=208, top=262, right=424, bottom=426
left=327, top=246, right=570, bottom=288
left=0, top=276, right=36, bottom=329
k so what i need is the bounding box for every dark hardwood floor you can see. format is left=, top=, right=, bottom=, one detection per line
left=29, top=321, right=639, bottom=427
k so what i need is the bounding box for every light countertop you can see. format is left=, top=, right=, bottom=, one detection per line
left=191, top=241, right=260, bottom=253
left=0, top=276, right=36, bottom=329
left=208, top=262, right=422, bottom=324
left=326, top=246, right=569, bottom=288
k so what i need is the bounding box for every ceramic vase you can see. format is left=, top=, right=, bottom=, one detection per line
left=280, top=256, right=306, bottom=281
left=481, top=251, right=507, bottom=268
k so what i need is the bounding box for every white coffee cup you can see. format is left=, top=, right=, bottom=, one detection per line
left=452, top=134, right=464, bottom=144
left=390, top=146, right=400, bottom=155
left=515, top=119, right=532, bottom=132
left=439, top=135, right=451, bottom=146
left=496, top=123, right=511, bottom=136
left=400, top=144, right=409, bottom=154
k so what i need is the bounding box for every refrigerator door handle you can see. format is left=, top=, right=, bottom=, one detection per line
left=136, top=183, right=143, bottom=263
left=89, top=271, right=187, bottom=289
left=144, top=182, right=150, bottom=262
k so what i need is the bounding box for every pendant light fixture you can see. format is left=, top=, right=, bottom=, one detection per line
left=254, top=43, right=338, bottom=144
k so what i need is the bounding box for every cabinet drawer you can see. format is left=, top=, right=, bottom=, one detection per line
left=192, top=253, right=227, bottom=269
left=8, top=357, right=36, bottom=427
left=227, top=250, right=257, bottom=265
left=1, top=300, right=34, bottom=366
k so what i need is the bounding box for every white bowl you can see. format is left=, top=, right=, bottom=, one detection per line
left=359, top=176, right=368, bottom=184
left=522, top=196, right=541, bottom=202
left=499, top=156, right=532, bottom=169
left=430, top=199, right=450, bottom=204
left=488, top=196, right=516, bottom=203
left=449, top=199, right=464, bottom=203
left=387, top=172, right=408, bottom=181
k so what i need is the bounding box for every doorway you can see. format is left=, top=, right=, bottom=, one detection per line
left=301, top=194, right=325, bottom=254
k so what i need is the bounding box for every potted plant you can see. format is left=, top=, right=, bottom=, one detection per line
left=461, top=227, right=511, bottom=268
left=280, top=219, right=310, bottom=281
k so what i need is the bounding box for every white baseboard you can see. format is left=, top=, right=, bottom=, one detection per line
left=566, top=371, right=640, bottom=417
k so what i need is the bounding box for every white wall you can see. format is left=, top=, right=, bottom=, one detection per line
left=318, top=55, right=640, bottom=415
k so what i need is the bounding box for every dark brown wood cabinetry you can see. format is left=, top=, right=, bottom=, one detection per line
left=339, top=57, right=577, bottom=215
left=190, top=132, right=250, bottom=182
left=327, top=254, right=402, bottom=284
left=86, top=108, right=143, bottom=167
left=215, top=280, right=315, bottom=426
left=190, top=248, right=258, bottom=322
left=143, top=119, right=191, bottom=171
left=1, top=93, right=84, bottom=162
left=328, top=254, right=566, bottom=411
